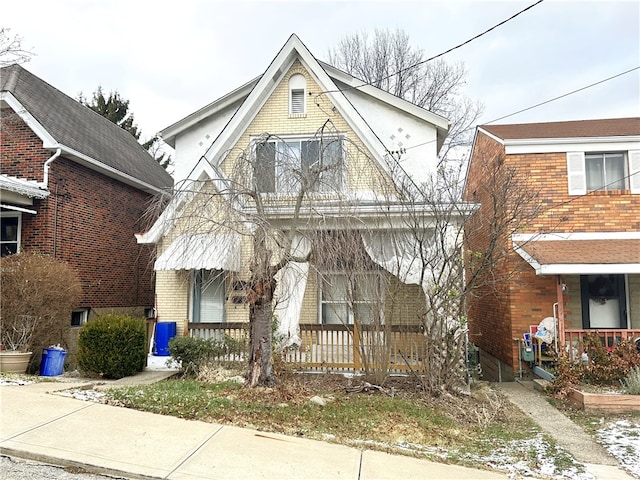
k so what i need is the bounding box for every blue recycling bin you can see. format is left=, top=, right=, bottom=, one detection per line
left=154, top=322, right=176, bottom=356
left=40, top=348, right=67, bottom=376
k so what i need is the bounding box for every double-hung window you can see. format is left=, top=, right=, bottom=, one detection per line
left=585, top=153, right=626, bottom=191
left=320, top=273, right=382, bottom=325
left=192, top=270, right=226, bottom=323
left=567, top=150, right=640, bottom=195
left=255, top=136, right=344, bottom=194
left=0, top=213, right=20, bottom=257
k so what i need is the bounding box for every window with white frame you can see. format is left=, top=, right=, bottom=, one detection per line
left=71, top=309, right=89, bottom=327
left=567, top=150, right=640, bottom=195
left=320, top=273, right=383, bottom=325
left=192, top=270, right=226, bottom=323
left=0, top=212, right=21, bottom=257
left=289, top=74, right=306, bottom=115
left=255, top=136, right=344, bottom=194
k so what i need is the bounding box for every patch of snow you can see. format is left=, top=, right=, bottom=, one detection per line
left=596, top=420, right=640, bottom=479
left=0, top=377, right=33, bottom=386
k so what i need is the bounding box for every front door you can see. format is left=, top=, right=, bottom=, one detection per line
left=580, top=274, right=627, bottom=329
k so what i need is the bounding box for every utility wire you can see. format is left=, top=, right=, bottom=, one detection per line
left=488, top=66, right=640, bottom=124
left=319, top=0, right=545, bottom=96
left=403, top=65, right=640, bottom=154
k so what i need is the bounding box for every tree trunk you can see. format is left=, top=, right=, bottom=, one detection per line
left=246, top=279, right=276, bottom=387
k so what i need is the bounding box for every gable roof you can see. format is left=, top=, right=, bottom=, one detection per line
left=481, top=118, right=640, bottom=141
left=139, top=35, right=452, bottom=244
left=160, top=34, right=449, bottom=156
left=1, top=64, right=173, bottom=192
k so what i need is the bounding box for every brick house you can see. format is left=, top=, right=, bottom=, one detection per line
left=1, top=64, right=173, bottom=327
left=136, top=34, right=462, bottom=372
left=464, top=118, right=640, bottom=381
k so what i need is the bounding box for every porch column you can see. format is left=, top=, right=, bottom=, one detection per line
left=556, top=275, right=566, bottom=353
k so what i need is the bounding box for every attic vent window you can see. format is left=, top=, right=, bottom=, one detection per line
left=291, top=89, right=304, bottom=113
left=289, top=74, right=306, bottom=116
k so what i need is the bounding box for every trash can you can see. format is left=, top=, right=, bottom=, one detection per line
left=154, top=322, right=176, bottom=356
left=40, top=347, right=67, bottom=376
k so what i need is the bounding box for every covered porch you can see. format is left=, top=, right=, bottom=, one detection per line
left=513, top=232, right=640, bottom=368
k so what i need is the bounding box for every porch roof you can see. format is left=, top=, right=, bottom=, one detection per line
left=154, top=233, right=241, bottom=272
left=513, top=233, right=640, bottom=275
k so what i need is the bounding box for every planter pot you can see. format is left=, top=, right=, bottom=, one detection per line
left=0, top=351, right=33, bottom=373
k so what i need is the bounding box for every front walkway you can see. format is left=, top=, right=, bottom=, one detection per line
left=495, top=381, right=633, bottom=480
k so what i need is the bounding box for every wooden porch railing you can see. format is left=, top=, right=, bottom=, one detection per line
left=564, top=329, right=640, bottom=362
left=187, top=322, right=428, bottom=373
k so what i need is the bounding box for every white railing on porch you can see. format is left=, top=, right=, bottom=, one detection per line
left=188, top=322, right=428, bottom=373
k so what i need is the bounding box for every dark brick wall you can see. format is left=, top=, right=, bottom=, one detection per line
left=1, top=106, right=156, bottom=310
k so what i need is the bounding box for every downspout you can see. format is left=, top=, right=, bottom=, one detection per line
left=42, top=148, right=62, bottom=188
left=43, top=148, right=62, bottom=257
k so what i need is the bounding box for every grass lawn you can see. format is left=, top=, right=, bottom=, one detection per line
left=102, top=370, right=585, bottom=477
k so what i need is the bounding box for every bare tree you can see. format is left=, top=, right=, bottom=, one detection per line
left=149, top=118, right=541, bottom=392
left=150, top=121, right=384, bottom=387
left=327, top=28, right=483, bottom=160
left=0, top=28, right=33, bottom=66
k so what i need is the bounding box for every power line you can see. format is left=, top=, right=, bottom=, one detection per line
left=487, top=66, right=640, bottom=124
left=403, top=65, right=640, bottom=154
left=319, top=0, right=545, bottom=96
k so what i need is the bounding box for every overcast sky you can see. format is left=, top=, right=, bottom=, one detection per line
left=4, top=0, right=639, bottom=144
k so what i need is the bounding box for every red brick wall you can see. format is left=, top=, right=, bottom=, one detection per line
left=465, top=130, right=640, bottom=376
left=508, top=152, right=640, bottom=232
left=464, top=133, right=517, bottom=370
left=1, top=107, right=50, bottom=181
left=1, top=106, right=156, bottom=310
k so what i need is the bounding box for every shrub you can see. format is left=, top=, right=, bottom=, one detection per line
left=549, top=333, right=640, bottom=397
left=0, top=252, right=82, bottom=370
left=77, top=315, right=146, bottom=379
left=169, top=335, right=247, bottom=377
left=621, top=367, right=640, bottom=395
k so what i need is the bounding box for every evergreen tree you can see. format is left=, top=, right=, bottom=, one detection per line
left=79, top=87, right=171, bottom=171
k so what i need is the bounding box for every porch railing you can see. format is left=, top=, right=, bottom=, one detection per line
left=564, top=329, right=640, bottom=362
left=188, top=322, right=427, bottom=373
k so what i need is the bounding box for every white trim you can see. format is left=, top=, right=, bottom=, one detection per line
left=319, top=61, right=449, bottom=130
left=513, top=232, right=640, bottom=242
left=629, top=149, right=640, bottom=194
left=476, top=127, right=505, bottom=146
left=0, top=92, right=57, bottom=147
left=1, top=93, right=166, bottom=195
left=504, top=138, right=640, bottom=155
left=537, top=264, right=640, bottom=275
left=159, top=77, right=261, bottom=147
left=0, top=211, right=22, bottom=255
left=0, top=204, right=37, bottom=214
left=52, top=144, right=166, bottom=194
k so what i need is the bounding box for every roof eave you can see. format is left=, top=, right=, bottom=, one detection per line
left=159, top=76, right=261, bottom=147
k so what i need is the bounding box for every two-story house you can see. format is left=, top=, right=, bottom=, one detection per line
left=464, top=118, right=640, bottom=381
left=136, top=34, right=464, bottom=376
left=1, top=64, right=173, bottom=328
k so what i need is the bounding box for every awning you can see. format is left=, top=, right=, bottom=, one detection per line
left=0, top=174, right=49, bottom=208
left=154, top=233, right=241, bottom=271
left=513, top=234, right=640, bottom=275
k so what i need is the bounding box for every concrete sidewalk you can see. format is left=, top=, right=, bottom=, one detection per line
left=0, top=376, right=507, bottom=480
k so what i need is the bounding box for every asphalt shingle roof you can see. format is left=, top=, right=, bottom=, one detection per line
left=482, top=118, right=640, bottom=140
left=516, top=239, right=640, bottom=265
left=1, top=64, right=172, bottom=191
